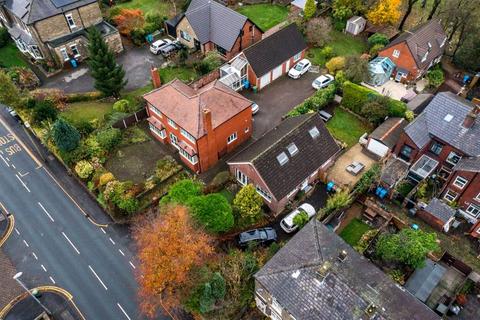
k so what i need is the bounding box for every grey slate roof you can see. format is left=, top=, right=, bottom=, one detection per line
left=454, top=156, right=480, bottom=173
left=405, top=259, right=446, bottom=303
left=404, top=92, right=480, bottom=156
left=47, top=21, right=117, bottom=47
left=243, top=23, right=306, bottom=77
left=8, top=25, right=35, bottom=45
left=228, top=113, right=340, bottom=200
left=4, top=0, right=97, bottom=24
left=255, top=219, right=440, bottom=320
left=407, top=93, right=434, bottom=113
left=185, top=0, right=247, bottom=51
left=380, top=157, right=409, bottom=187
left=385, top=20, right=446, bottom=70
left=369, top=117, right=407, bottom=149
left=424, top=198, right=456, bottom=223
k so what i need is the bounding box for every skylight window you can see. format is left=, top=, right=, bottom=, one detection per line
left=444, top=114, right=453, bottom=122
left=287, top=143, right=299, bottom=156
left=276, top=152, right=289, bottom=166
left=309, top=126, right=320, bottom=139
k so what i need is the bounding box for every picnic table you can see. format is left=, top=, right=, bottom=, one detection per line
left=346, top=161, right=365, bottom=176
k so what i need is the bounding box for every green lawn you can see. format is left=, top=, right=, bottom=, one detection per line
left=237, top=4, right=289, bottom=31
left=113, top=0, right=172, bottom=17
left=340, top=218, right=372, bottom=246
left=0, top=43, right=28, bottom=68
left=307, top=31, right=367, bottom=66
left=61, top=101, right=114, bottom=123
left=326, top=107, right=372, bottom=147
left=158, top=66, right=198, bottom=84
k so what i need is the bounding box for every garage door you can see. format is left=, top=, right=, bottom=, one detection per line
left=272, top=65, right=283, bottom=80
left=259, top=73, right=271, bottom=89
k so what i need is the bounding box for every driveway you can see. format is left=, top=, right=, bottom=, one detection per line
left=243, top=72, right=317, bottom=139
left=41, top=45, right=164, bottom=93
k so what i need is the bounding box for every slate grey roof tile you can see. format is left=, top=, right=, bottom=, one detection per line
left=424, top=198, right=456, bottom=223
left=454, top=156, right=480, bottom=173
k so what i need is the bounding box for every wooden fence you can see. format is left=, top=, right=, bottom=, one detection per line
left=112, top=108, right=148, bottom=129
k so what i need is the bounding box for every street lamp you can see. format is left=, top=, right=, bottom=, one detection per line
left=13, top=272, right=52, bottom=316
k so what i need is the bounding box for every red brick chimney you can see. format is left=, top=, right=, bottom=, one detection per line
left=463, top=102, right=479, bottom=129
left=203, top=108, right=213, bottom=134
left=201, top=108, right=218, bottom=171
left=151, top=67, right=161, bottom=89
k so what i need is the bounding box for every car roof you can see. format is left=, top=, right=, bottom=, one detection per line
left=152, top=40, right=165, bottom=46
left=298, top=59, right=309, bottom=65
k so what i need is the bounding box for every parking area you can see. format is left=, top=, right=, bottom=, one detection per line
left=242, top=72, right=317, bottom=139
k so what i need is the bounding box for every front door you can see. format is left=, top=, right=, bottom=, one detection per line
left=194, top=39, right=201, bottom=51
left=169, top=133, right=178, bottom=148
left=272, top=65, right=283, bottom=80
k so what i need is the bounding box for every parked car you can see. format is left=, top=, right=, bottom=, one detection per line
left=160, top=43, right=179, bottom=57
left=288, top=59, right=311, bottom=79
left=251, top=102, right=259, bottom=115
left=149, top=39, right=172, bottom=55
left=5, top=107, right=21, bottom=122
left=237, top=227, right=277, bottom=247
left=312, top=74, right=334, bottom=89
left=280, top=203, right=316, bottom=233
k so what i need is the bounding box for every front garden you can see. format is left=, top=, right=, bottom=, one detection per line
left=0, top=42, right=28, bottom=68
left=236, top=4, right=289, bottom=31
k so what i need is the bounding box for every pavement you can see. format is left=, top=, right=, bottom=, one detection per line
left=243, top=72, right=317, bottom=139
left=41, top=45, right=164, bottom=93
left=0, top=105, right=168, bottom=320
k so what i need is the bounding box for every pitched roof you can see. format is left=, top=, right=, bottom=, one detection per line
left=184, top=0, right=247, bottom=51
left=255, top=219, right=440, bottom=320
left=424, top=198, right=456, bottom=223
left=454, top=156, right=480, bottom=173
left=243, top=23, right=307, bottom=77
left=404, top=92, right=480, bottom=156
left=143, top=79, right=252, bottom=139
left=228, top=114, right=340, bottom=200
left=380, top=157, right=409, bottom=187
left=4, top=0, right=97, bottom=24
left=369, top=117, right=407, bottom=149
left=384, top=20, right=447, bottom=69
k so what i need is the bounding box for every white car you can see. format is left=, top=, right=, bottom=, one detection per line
left=312, top=74, right=334, bottom=90
left=251, top=103, right=259, bottom=115
left=280, top=203, right=316, bottom=233
left=150, top=39, right=172, bottom=55
left=288, top=59, right=311, bottom=79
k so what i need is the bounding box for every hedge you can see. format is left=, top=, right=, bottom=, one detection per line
left=287, top=83, right=336, bottom=117
left=342, top=81, right=407, bottom=118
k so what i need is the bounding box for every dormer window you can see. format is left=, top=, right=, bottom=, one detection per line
left=66, top=13, right=76, bottom=28
left=440, top=37, right=447, bottom=48
left=392, top=49, right=400, bottom=58
left=287, top=143, right=299, bottom=156
left=444, top=114, right=453, bottom=122
left=309, top=126, right=320, bottom=139
left=421, top=52, right=428, bottom=62
left=276, top=152, right=289, bottom=166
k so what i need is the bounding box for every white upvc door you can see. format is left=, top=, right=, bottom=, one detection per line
left=272, top=65, right=283, bottom=80
left=259, top=73, right=271, bottom=89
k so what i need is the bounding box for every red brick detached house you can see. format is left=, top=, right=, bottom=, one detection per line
left=378, top=20, right=447, bottom=82
left=175, top=0, right=262, bottom=60
left=144, top=79, right=253, bottom=173
left=393, top=92, right=480, bottom=222
left=227, top=114, right=340, bottom=214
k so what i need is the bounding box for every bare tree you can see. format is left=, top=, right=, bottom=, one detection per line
left=399, top=0, right=420, bottom=31
left=305, top=17, right=332, bottom=47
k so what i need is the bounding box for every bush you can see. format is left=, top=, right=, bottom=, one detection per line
left=160, top=179, right=203, bottom=205
left=144, top=12, right=165, bottom=33
left=344, top=55, right=368, bottom=84
left=293, top=211, right=309, bottom=229
left=99, top=172, right=115, bottom=187
left=59, top=142, right=88, bottom=166
left=325, top=190, right=351, bottom=215
left=52, top=118, right=81, bottom=152
left=155, top=156, right=181, bottom=181
left=130, top=28, right=146, bottom=46
left=188, top=193, right=234, bottom=233
left=426, top=66, right=444, bottom=88
left=84, top=135, right=106, bottom=159
left=104, top=180, right=140, bottom=214
left=65, top=91, right=103, bottom=103
left=287, top=83, right=336, bottom=117
left=368, top=33, right=389, bottom=47
left=233, top=184, right=263, bottom=225
left=362, top=96, right=389, bottom=124
left=387, top=99, right=407, bottom=117
left=96, top=128, right=122, bottom=151
left=75, top=160, right=94, bottom=179
left=405, top=110, right=414, bottom=122
left=72, top=119, right=95, bottom=136
left=0, top=27, right=9, bottom=48
left=185, top=271, right=226, bottom=314
left=320, top=46, right=334, bottom=60
left=353, top=164, right=381, bottom=194
left=369, top=44, right=385, bottom=56
left=195, top=52, right=223, bottom=75
left=113, top=99, right=131, bottom=113
left=325, top=56, right=345, bottom=74
left=32, top=100, right=58, bottom=124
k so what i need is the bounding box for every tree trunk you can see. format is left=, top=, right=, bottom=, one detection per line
left=427, top=0, right=441, bottom=20
left=399, top=1, right=417, bottom=31
left=452, top=23, right=466, bottom=57
left=421, top=0, right=427, bottom=8
left=447, top=19, right=460, bottom=42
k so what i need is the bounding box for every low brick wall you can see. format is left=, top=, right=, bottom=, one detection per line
left=190, top=69, right=220, bottom=89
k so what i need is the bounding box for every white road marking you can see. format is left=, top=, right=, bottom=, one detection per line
left=11, top=164, right=16, bottom=169
left=109, top=237, right=115, bottom=245
left=38, top=202, right=55, bottom=222
left=62, top=232, right=80, bottom=255
left=15, top=174, right=30, bottom=192
left=23, top=239, right=29, bottom=247
left=118, top=249, right=125, bottom=256
left=19, top=171, right=29, bottom=177
left=41, top=264, right=47, bottom=272
left=0, top=155, right=9, bottom=167
left=5, top=157, right=10, bottom=162
left=129, top=261, right=136, bottom=269
left=32, top=252, right=38, bottom=260
left=49, top=276, right=56, bottom=284
left=101, top=228, right=106, bottom=234
left=14, top=228, right=20, bottom=235
left=117, top=303, right=132, bottom=320
left=88, top=265, right=108, bottom=290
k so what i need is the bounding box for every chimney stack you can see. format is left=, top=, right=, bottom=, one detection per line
left=203, top=108, right=213, bottom=134
left=463, top=102, right=479, bottom=129
left=151, top=67, right=161, bottom=89
left=338, top=250, right=348, bottom=262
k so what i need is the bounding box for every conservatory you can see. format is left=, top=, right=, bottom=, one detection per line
left=367, top=56, right=396, bottom=86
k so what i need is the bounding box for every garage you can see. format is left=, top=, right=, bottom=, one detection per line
left=259, top=73, right=271, bottom=89
left=272, top=65, right=283, bottom=81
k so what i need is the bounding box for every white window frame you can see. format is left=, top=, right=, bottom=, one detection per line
left=70, top=44, right=80, bottom=58
left=227, top=132, right=237, bottom=144
left=392, top=49, right=400, bottom=58
left=256, top=185, right=272, bottom=202
left=444, top=189, right=458, bottom=203
left=244, top=127, right=249, bottom=133
left=271, top=297, right=283, bottom=315
left=30, top=45, right=43, bottom=59
left=149, top=105, right=162, bottom=117
left=475, top=192, right=480, bottom=202
left=179, top=148, right=198, bottom=165
left=65, top=13, right=76, bottom=28
left=180, top=30, right=191, bottom=42
left=293, top=52, right=302, bottom=62
left=446, top=151, right=461, bottom=165
left=60, top=47, right=69, bottom=61
left=287, top=188, right=298, bottom=199
left=235, top=169, right=248, bottom=185
left=465, top=204, right=480, bottom=218
left=180, top=128, right=196, bottom=143
left=149, top=123, right=166, bottom=139
left=169, top=132, right=179, bottom=148
left=167, top=118, right=177, bottom=129
left=287, top=143, right=299, bottom=156
left=453, top=176, right=468, bottom=189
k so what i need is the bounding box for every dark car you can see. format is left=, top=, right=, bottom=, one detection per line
left=237, top=228, right=277, bottom=247
left=160, top=43, right=178, bottom=57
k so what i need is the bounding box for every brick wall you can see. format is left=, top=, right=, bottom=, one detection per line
left=176, top=17, right=197, bottom=49
left=442, top=171, right=480, bottom=212
left=190, top=69, right=220, bottom=89
left=77, top=3, right=103, bottom=27
left=224, top=20, right=262, bottom=60
left=417, top=209, right=445, bottom=231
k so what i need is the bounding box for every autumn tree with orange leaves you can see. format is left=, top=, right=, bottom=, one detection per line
left=133, top=205, right=215, bottom=318
left=113, top=8, right=145, bottom=36
left=366, top=0, right=401, bottom=26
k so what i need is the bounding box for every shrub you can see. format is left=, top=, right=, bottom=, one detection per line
left=52, top=118, right=81, bottom=152
left=0, top=71, right=21, bottom=109
left=320, top=46, right=334, bottom=60
left=426, top=66, right=444, bottom=88
left=188, top=193, right=234, bottom=233
left=0, top=27, right=9, bottom=48
left=233, top=184, right=263, bottom=224
left=303, top=0, right=316, bottom=19
left=65, top=91, right=103, bottom=103
left=75, top=160, right=94, bottom=179
left=96, top=128, right=122, bottom=151
left=32, top=100, right=58, bottom=124
left=185, top=271, right=226, bottom=314
left=130, top=28, right=146, bottom=46
left=59, top=142, right=88, bottom=166
left=195, top=52, right=223, bottom=75
left=325, top=56, right=345, bottom=74
left=344, top=55, right=369, bottom=84
left=362, top=96, right=389, bottom=124
left=353, top=164, right=381, bottom=194
left=72, top=119, right=95, bottom=136
left=369, top=43, right=385, bottom=56
left=325, top=190, right=352, bottom=214
left=117, top=197, right=140, bottom=214
left=155, top=156, right=181, bottom=181
left=84, top=136, right=106, bottom=159
left=113, top=99, right=131, bottom=113
left=287, top=83, right=336, bottom=117
left=305, top=17, right=332, bottom=47
left=144, top=12, right=165, bottom=33
left=368, top=33, right=389, bottom=47
left=99, top=172, right=115, bottom=187
left=160, top=179, right=203, bottom=205
left=405, top=110, right=414, bottom=121
left=293, top=211, right=309, bottom=229
left=104, top=180, right=139, bottom=214
left=113, top=8, right=145, bottom=37
left=387, top=99, right=407, bottom=117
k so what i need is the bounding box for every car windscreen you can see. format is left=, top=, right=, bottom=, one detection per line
left=294, top=64, right=303, bottom=71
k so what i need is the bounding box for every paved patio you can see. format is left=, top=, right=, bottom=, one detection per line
left=362, top=81, right=411, bottom=101
left=326, top=144, right=378, bottom=189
